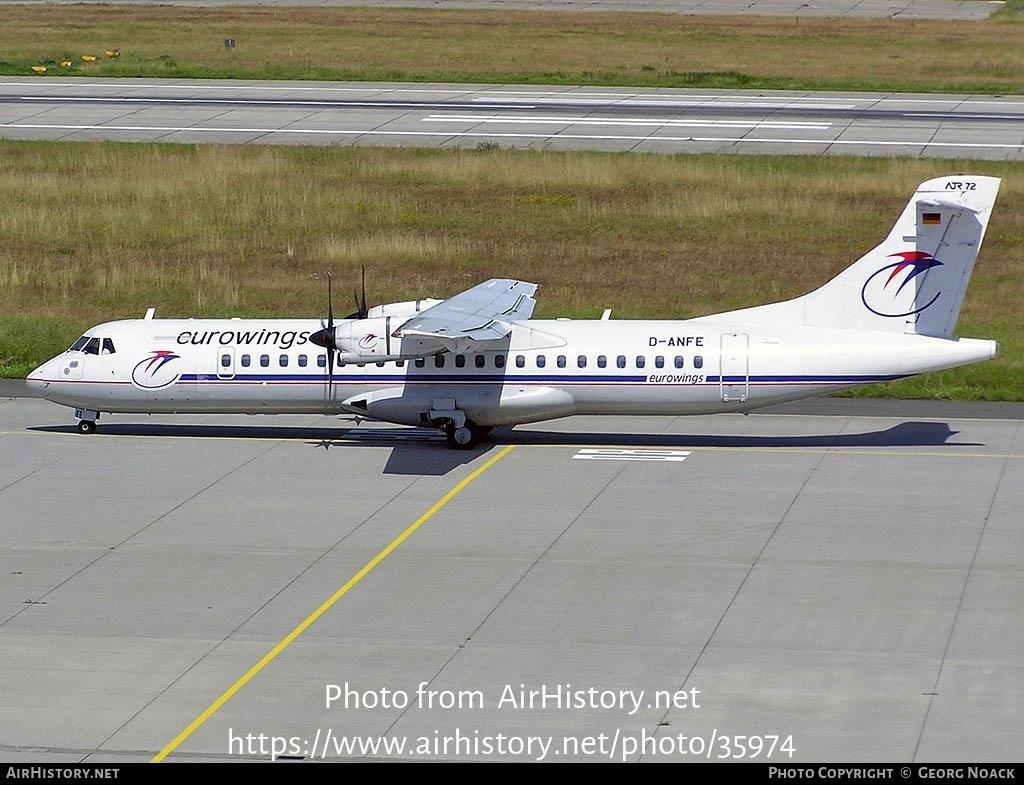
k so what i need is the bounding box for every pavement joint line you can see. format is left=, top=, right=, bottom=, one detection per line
left=912, top=417, right=1024, bottom=760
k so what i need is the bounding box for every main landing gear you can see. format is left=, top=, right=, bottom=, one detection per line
left=427, top=401, right=491, bottom=449
left=443, top=420, right=479, bottom=449
left=438, top=418, right=491, bottom=450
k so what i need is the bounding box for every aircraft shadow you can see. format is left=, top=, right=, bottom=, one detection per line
left=27, top=422, right=489, bottom=476
left=504, top=421, right=978, bottom=449
left=27, top=420, right=977, bottom=477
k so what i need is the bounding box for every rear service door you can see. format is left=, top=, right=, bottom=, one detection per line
left=719, top=332, right=749, bottom=403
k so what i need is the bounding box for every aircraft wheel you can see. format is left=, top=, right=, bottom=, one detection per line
left=77, top=420, right=97, bottom=435
left=446, top=421, right=480, bottom=449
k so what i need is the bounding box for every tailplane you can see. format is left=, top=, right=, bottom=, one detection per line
left=712, top=175, right=1000, bottom=338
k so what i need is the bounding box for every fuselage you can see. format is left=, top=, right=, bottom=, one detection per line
left=26, top=315, right=998, bottom=428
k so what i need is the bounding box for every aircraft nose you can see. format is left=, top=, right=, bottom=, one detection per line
left=25, top=359, right=56, bottom=397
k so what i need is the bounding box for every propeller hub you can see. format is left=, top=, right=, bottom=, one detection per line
left=309, top=326, right=335, bottom=350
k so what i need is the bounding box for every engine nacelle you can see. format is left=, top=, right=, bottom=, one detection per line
left=329, top=316, right=439, bottom=363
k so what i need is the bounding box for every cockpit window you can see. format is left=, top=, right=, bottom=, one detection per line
left=70, top=336, right=90, bottom=352
left=82, top=337, right=101, bottom=355
left=101, top=338, right=115, bottom=355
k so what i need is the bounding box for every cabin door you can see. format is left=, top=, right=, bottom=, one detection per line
left=719, top=332, right=749, bottom=403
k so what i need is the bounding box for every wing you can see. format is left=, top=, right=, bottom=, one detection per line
left=396, top=278, right=538, bottom=353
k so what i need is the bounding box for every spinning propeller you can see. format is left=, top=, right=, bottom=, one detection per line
left=310, top=267, right=371, bottom=403
left=310, top=271, right=337, bottom=401
left=347, top=265, right=368, bottom=320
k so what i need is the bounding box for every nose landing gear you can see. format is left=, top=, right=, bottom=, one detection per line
left=74, top=408, right=99, bottom=435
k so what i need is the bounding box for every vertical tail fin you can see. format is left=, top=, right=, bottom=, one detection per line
left=716, top=175, right=1000, bottom=337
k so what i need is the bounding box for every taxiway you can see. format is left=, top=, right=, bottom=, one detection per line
left=1, top=390, right=1021, bottom=762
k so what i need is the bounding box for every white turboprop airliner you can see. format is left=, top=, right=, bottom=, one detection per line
left=27, top=175, right=1001, bottom=448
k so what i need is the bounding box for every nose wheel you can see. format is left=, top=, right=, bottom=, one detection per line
left=74, top=409, right=99, bottom=434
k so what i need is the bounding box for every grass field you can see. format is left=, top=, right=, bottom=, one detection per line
left=0, top=4, right=1022, bottom=399
left=0, top=4, right=1021, bottom=93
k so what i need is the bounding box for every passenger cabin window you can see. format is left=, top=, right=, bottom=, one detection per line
left=536, top=355, right=546, bottom=368
left=617, top=355, right=626, bottom=369
left=494, top=355, right=505, bottom=368
left=516, top=355, right=525, bottom=368
left=415, top=358, right=425, bottom=368
left=316, top=355, right=325, bottom=368
left=455, top=355, right=466, bottom=368
left=298, top=355, right=308, bottom=367
left=260, top=355, right=270, bottom=367
left=597, top=355, right=607, bottom=368
left=655, top=356, right=664, bottom=369
left=434, top=355, right=445, bottom=368
left=557, top=355, right=566, bottom=368
left=241, top=354, right=251, bottom=367
left=674, top=356, right=684, bottom=369
left=221, top=354, right=231, bottom=368
left=694, top=355, right=704, bottom=369
left=577, top=355, right=587, bottom=368
left=475, top=355, right=486, bottom=368
left=279, top=354, right=289, bottom=367
left=635, top=356, right=646, bottom=369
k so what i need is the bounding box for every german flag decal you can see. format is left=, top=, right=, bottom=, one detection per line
left=922, top=212, right=942, bottom=225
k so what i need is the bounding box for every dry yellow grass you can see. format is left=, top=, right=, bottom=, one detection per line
left=1, top=6, right=1021, bottom=92
left=0, top=142, right=1019, bottom=317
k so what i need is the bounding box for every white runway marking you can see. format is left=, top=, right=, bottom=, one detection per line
left=572, top=448, right=691, bottom=462
left=425, top=114, right=832, bottom=130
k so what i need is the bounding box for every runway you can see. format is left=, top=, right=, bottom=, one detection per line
left=3, top=78, right=1023, bottom=159
left=1, top=390, right=1022, bottom=762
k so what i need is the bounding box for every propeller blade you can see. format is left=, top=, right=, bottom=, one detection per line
left=311, top=271, right=336, bottom=406
left=359, top=265, right=368, bottom=319
left=343, top=265, right=371, bottom=320
left=327, top=271, right=334, bottom=402
left=327, top=270, right=334, bottom=329
left=327, top=345, right=334, bottom=402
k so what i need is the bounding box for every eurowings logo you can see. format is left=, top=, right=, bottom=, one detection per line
left=358, top=334, right=379, bottom=350
left=131, top=350, right=182, bottom=389
left=861, top=251, right=944, bottom=318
